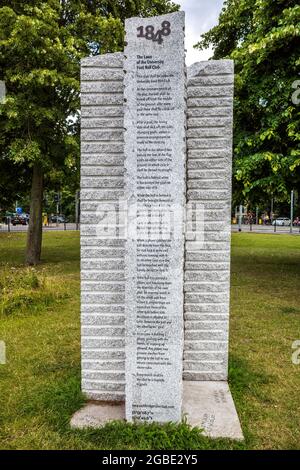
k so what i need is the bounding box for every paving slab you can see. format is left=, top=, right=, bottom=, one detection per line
left=71, top=381, right=243, bottom=441
left=183, top=381, right=244, bottom=440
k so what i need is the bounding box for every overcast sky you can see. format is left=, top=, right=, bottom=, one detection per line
left=177, top=0, right=224, bottom=65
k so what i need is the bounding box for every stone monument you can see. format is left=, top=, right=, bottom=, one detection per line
left=72, top=11, right=243, bottom=440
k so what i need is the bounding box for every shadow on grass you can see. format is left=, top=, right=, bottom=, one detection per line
left=280, top=306, right=300, bottom=315
left=229, top=355, right=274, bottom=398
left=228, top=354, right=275, bottom=446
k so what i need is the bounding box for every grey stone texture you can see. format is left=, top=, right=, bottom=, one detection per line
left=80, top=52, right=125, bottom=402
left=70, top=402, right=125, bottom=429
left=183, top=381, right=243, bottom=439
left=184, top=60, right=234, bottom=382
left=124, top=12, right=186, bottom=423
left=80, top=48, right=234, bottom=404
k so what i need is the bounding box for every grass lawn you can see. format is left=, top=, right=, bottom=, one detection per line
left=0, top=231, right=299, bottom=449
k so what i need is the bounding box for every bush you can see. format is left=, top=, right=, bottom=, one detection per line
left=0, top=266, right=68, bottom=316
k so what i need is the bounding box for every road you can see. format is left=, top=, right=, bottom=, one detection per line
left=232, top=224, right=300, bottom=235
left=0, top=223, right=79, bottom=233
left=1, top=223, right=300, bottom=235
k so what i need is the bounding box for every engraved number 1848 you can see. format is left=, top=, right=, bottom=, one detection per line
left=137, top=21, right=171, bottom=45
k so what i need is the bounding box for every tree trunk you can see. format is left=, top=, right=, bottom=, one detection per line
left=26, top=163, right=43, bottom=265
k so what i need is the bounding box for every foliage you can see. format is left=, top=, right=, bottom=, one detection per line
left=195, top=0, right=300, bottom=205
left=0, top=265, right=68, bottom=316
left=0, top=0, right=179, bottom=207
left=0, top=158, right=31, bottom=209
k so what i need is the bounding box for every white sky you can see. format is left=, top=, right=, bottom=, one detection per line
left=177, top=0, right=225, bottom=65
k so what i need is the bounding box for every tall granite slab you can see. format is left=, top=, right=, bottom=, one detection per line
left=124, top=12, right=186, bottom=423
left=80, top=52, right=126, bottom=402
left=184, top=61, right=234, bottom=381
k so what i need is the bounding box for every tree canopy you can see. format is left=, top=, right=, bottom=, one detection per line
left=0, top=0, right=178, bottom=263
left=196, top=0, right=300, bottom=206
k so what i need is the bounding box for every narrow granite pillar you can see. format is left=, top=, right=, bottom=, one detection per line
left=184, top=61, right=234, bottom=381
left=80, top=53, right=126, bottom=401
left=124, top=12, right=186, bottom=423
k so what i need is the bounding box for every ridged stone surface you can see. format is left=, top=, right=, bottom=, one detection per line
left=184, top=60, right=234, bottom=381
left=80, top=52, right=125, bottom=402
left=80, top=54, right=234, bottom=401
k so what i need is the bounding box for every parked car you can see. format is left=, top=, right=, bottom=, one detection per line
left=50, top=215, right=67, bottom=224
left=272, top=217, right=291, bottom=226
left=11, top=215, right=28, bottom=226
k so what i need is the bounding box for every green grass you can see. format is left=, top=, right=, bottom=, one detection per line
left=0, top=231, right=299, bottom=449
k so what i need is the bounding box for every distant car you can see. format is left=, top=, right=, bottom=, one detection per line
left=272, top=217, right=291, bottom=226
left=11, top=215, right=28, bottom=226
left=50, top=215, right=67, bottom=224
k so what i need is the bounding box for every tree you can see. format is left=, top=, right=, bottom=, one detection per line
left=0, top=159, right=30, bottom=210
left=195, top=0, right=300, bottom=208
left=0, top=0, right=178, bottom=264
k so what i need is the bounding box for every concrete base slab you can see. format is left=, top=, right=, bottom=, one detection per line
left=70, top=402, right=125, bottom=429
left=183, top=381, right=244, bottom=440
left=71, top=382, right=243, bottom=440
